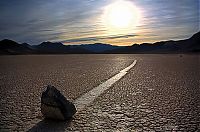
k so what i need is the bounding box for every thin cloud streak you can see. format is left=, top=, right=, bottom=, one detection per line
left=61, top=34, right=138, bottom=43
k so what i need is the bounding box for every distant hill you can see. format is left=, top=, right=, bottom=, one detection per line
left=105, top=32, right=200, bottom=53
left=70, top=43, right=119, bottom=53
left=0, top=41, right=92, bottom=54
left=33, top=42, right=70, bottom=54
left=0, top=32, right=199, bottom=54
left=0, top=39, right=34, bottom=54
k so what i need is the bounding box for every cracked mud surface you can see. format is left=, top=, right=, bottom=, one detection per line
left=67, top=54, right=200, bottom=132
left=0, top=54, right=199, bottom=131
left=0, top=54, right=132, bottom=131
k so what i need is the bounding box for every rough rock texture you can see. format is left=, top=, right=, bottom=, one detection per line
left=41, top=85, right=76, bottom=120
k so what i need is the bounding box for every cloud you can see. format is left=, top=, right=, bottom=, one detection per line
left=0, top=0, right=199, bottom=45
left=61, top=34, right=138, bottom=43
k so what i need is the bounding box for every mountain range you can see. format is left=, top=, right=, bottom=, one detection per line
left=0, top=31, right=199, bottom=55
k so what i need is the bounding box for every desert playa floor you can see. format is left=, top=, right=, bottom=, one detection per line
left=0, top=54, right=199, bottom=131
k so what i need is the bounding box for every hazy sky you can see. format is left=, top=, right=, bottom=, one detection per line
left=0, top=0, right=199, bottom=45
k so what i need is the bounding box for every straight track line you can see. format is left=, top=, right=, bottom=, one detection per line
left=74, top=60, right=137, bottom=110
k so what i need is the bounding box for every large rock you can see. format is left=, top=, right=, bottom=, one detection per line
left=41, top=85, right=77, bottom=120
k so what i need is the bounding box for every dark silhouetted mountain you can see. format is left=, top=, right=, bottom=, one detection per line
left=34, top=42, right=70, bottom=53
left=69, top=45, right=93, bottom=53
left=0, top=31, right=199, bottom=54
left=0, top=39, right=33, bottom=54
left=178, top=31, right=200, bottom=52
left=105, top=31, right=200, bottom=53
left=0, top=40, right=92, bottom=54
left=70, top=43, right=119, bottom=52
left=34, top=41, right=93, bottom=54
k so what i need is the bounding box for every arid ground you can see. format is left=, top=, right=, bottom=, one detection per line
left=0, top=54, right=199, bottom=131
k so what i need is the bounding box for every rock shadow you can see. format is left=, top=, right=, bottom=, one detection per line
left=28, top=118, right=72, bottom=132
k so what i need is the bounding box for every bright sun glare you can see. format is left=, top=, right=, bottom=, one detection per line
left=103, top=0, right=140, bottom=30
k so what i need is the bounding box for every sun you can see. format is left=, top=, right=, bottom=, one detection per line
left=103, top=0, right=140, bottom=29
